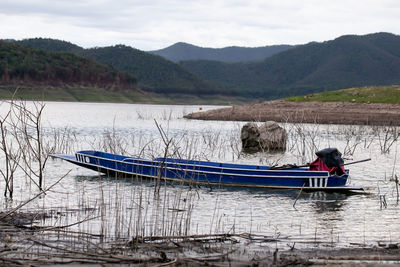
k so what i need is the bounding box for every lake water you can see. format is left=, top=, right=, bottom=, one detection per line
left=1, top=101, right=400, bottom=250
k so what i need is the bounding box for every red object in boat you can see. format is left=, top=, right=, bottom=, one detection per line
left=309, top=157, right=345, bottom=175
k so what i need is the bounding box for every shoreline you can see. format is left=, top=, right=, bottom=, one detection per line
left=0, top=85, right=247, bottom=106
left=2, top=212, right=400, bottom=266
left=184, top=100, right=400, bottom=126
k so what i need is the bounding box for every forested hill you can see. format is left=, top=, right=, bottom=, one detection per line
left=10, top=33, right=400, bottom=101
left=17, top=38, right=84, bottom=54
left=150, top=42, right=293, bottom=63
left=82, top=45, right=222, bottom=94
left=0, top=41, right=137, bottom=89
left=180, top=32, right=400, bottom=99
left=16, top=38, right=223, bottom=95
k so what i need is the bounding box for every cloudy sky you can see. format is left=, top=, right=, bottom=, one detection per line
left=1, top=0, right=399, bottom=51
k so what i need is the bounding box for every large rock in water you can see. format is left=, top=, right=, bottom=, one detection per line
left=241, top=121, right=287, bottom=152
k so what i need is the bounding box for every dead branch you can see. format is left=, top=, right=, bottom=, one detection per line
left=0, top=170, right=71, bottom=220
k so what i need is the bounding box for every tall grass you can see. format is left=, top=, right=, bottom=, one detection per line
left=285, top=85, right=400, bottom=104
left=1, top=102, right=400, bottom=264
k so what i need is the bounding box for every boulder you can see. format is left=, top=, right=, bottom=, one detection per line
left=241, top=121, right=287, bottom=152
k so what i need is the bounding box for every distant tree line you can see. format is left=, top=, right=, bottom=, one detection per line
left=0, top=41, right=137, bottom=89
left=6, top=33, right=400, bottom=100
left=16, top=39, right=224, bottom=95
left=179, top=33, right=400, bottom=99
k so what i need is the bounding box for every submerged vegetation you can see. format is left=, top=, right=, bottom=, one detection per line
left=0, top=101, right=400, bottom=264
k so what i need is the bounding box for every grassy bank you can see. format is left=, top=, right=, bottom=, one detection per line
left=285, top=85, right=400, bottom=104
left=0, top=86, right=249, bottom=105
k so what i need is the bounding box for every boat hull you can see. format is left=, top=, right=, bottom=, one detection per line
left=52, top=150, right=361, bottom=191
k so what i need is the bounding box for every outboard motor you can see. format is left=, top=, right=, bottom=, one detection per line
left=309, top=148, right=345, bottom=175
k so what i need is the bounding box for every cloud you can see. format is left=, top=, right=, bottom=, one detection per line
left=0, top=0, right=399, bottom=50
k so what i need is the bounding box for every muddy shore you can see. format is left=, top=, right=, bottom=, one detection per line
left=185, top=100, right=400, bottom=126
left=2, top=211, right=400, bottom=266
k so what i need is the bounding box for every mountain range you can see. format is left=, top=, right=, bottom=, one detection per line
left=3, top=32, right=400, bottom=102
left=150, top=42, right=293, bottom=63
left=180, top=32, right=400, bottom=98
left=15, top=39, right=222, bottom=95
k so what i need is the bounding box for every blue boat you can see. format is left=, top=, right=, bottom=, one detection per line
left=52, top=150, right=363, bottom=191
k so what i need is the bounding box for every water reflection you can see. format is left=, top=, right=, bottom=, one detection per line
left=73, top=173, right=353, bottom=209
left=71, top=172, right=353, bottom=245
left=304, top=191, right=347, bottom=212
